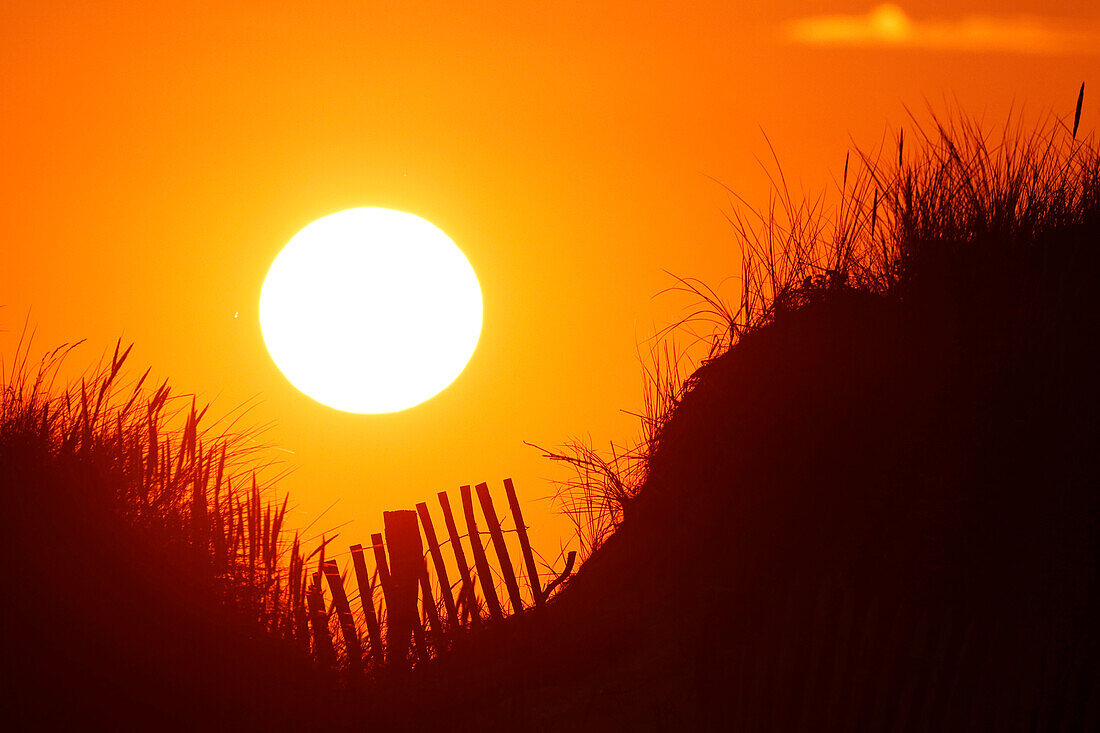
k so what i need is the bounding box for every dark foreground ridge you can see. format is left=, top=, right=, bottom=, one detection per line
left=2, top=444, right=324, bottom=729
left=1, top=352, right=326, bottom=729
left=378, top=116, right=1100, bottom=729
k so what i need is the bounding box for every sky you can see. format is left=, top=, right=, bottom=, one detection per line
left=2, top=1, right=1097, bottom=567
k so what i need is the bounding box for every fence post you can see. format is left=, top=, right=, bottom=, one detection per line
left=382, top=511, right=429, bottom=666
left=460, top=484, right=503, bottom=621
left=504, top=478, right=543, bottom=607
left=416, top=501, right=458, bottom=629
left=475, top=482, right=524, bottom=615
left=438, top=490, right=480, bottom=627
left=323, top=560, right=362, bottom=672
left=349, top=544, right=384, bottom=666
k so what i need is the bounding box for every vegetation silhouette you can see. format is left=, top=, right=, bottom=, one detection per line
left=381, top=107, right=1099, bottom=729
left=0, top=338, right=331, bottom=728
left=3, top=101, right=1097, bottom=730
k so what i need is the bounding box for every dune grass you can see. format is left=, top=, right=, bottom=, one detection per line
left=0, top=328, right=320, bottom=656
left=542, top=101, right=1099, bottom=558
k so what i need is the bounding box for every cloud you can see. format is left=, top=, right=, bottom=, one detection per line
left=786, top=4, right=1100, bottom=55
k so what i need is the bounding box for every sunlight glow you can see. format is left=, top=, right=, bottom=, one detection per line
left=785, top=3, right=1097, bottom=54
left=260, top=208, right=482, bottom=413
left=870, top=4, right=911, bottom=42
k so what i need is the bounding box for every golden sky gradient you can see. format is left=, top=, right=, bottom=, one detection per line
left=2, top=1, right=1096, bottom=560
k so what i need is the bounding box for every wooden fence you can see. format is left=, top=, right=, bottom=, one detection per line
left=305, top=478, right=576, bottom=671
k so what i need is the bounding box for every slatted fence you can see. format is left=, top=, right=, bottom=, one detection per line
left=304, top=478, right=575, bottom=672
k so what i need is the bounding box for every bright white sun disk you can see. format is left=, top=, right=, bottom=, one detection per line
left=260, top=208, right=482, bottom=413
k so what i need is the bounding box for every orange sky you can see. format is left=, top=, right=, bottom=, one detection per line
left=2, top=1, right=1096, bottom=563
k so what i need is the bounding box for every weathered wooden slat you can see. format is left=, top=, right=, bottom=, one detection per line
left=419, top=568, right=444, bottom=651
left=416, top=501, right=458, bottom=629
left=291, top=548, right=311, bottom=650
left=504, top=478, right=543, bottom=607
left=306, top=572, right=336, bottom=667
left=323, top=560, right=362, bottom=672
left=460, top=484, right=503, bottom=620
left=293, top=592, right=311, bottom=652
left=370, top=533, right=392, bottom=600
left=475, top=482, right=524, bottom=615
left=437, top=490, right=480, bottom=627
left=349, top=543, right=384, bottom=665
left=370, top=531, right=402, bottom=664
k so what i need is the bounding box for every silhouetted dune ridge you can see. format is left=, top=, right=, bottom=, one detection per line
left=390, top=113, right=1099, bottom=730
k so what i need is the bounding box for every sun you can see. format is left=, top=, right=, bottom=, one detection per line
left=259, top=207, right=483, bottom=414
